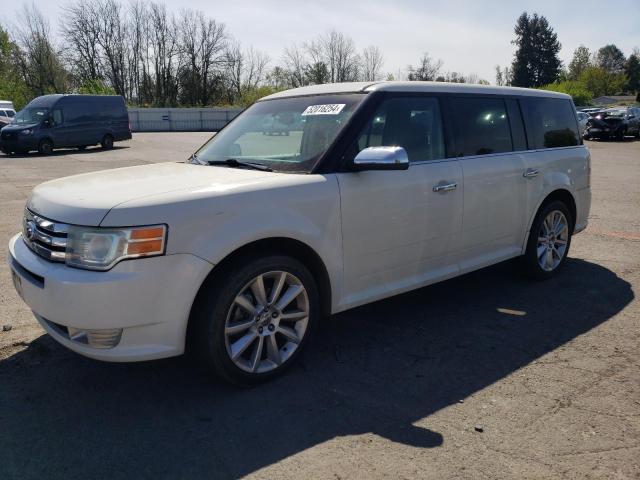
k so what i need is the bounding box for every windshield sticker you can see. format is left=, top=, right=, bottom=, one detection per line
left=301, top=104, right=346, bottom=116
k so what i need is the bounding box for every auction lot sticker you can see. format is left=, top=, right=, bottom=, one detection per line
left=301, top=104, right=346, bottom=116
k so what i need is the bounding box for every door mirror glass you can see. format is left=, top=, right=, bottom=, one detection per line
left=352, top=146, right=409, bottom=171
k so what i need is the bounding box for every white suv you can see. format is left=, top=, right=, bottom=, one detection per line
left=8, top=82, right=591, bottom=384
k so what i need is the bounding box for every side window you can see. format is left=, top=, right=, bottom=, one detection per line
left=0, top=111, right=6, bottom=117
left=354, top=97, right=445, bottom=162
left=449, top=97, right=512, bottom=157
left=52, top=109, right=63, bottom=126
left=522, top=98, right=579, bottom=149
left=7, top=110, right=15, bottom=117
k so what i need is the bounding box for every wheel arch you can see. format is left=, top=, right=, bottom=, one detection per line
left=523, top=188, right=577, bottom=251
left=186, top=236, right=333, bottom=347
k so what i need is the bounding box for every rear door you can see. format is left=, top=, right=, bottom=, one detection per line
left=446, top=96, right=528, bottom=273
left=337, top=95, right=463, bottom=309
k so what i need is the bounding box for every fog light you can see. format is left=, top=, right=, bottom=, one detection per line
left=67, top=327, right=123, bottom=349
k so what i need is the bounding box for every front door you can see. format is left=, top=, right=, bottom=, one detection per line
left=337, top=95, right=463, bottom=310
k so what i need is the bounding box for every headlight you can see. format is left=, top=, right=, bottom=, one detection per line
left=66, top=225, right=167, bottom=270
left=20, top=129, right=33, bottom=135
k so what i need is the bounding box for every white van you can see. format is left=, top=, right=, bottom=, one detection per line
left=8, top=82, right=590, bottom=384
left=0, top=100, right=16, bottom=127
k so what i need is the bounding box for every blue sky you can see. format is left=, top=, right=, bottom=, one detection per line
left=4, top=0, right=640, bottom=83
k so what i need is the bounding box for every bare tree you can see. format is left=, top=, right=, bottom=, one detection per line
left=306, top=30, right=360, bottom=83
left=407, top=52, right=443, bottom=81
left=361, top=45, right=384, bottom=81
left=148, top=2, right=179, bottom=106
left=94, top=0, right=129, bottom=97
left=60, top=0, right=103, bottom=84
left=283, top=44, right=308, bottom=87
left=224, top=41, right=269, bottom=101
left=176, top=8, right=227, bottom=106
left=14, top=3, right=68, bottom=95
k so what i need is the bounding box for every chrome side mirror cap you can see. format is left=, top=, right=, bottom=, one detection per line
left=352, top=146, right=409, bottom=171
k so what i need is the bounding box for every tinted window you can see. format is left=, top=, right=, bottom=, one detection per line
left=450, top=97, right=512, bottom=157
left=7, top=110, right=15, bottom=117
left=0, top=111, right=6, bottom=117
left=354, top=96, right=445, bottom=162
left=522, top=98, right=579, bottom=149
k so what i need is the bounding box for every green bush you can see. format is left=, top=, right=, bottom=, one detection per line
left=540, top=80, right=593, bottom=106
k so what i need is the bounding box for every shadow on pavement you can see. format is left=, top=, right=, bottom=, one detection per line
left=0, top=258, right=633, bottom=479
left=1, top=145, right=129, bottom=159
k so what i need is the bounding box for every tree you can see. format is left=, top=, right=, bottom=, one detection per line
left=304, top=61, right=330, bottom=85
left=13, top=3, right=69, bottom=96
left=0, top=25, right=30, bottom=109
left=579, top=66, right=627, bottom=98
left=361, top=45, right=384, bottom=81
left=540, top=81, right=592, bottom=106
left=407, top=52, right=442, bottom=81
left=568, top=45, right=591, bottom=80
left=625, top=52, right=640, bottom=93
left=596, top=44, right=626, bottom=74
left=305, top=30, right=360, bottom=83
left=510, top=12, right=562, bottom=88
left=282, top=44, right=308, bottom=88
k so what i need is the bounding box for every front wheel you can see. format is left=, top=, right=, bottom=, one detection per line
left=192, top=255, right=319, bottom=385
left=523, top=201, right=573, bottom=280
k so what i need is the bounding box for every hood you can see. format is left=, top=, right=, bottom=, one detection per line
left=27, top=162, right=274, bottom=226
left=1, top=123, right=37, bottom=133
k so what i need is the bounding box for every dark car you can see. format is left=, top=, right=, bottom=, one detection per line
left=0, top=94, right=131, bottom=155
left=583, top=107, right=640, bottom=140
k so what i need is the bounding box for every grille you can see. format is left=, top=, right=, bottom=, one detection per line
left=22, top=209, right=69, bottom=263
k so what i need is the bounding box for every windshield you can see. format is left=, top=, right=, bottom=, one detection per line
left=14, top=107, right=49, bottom=125
left=194, top=94, right=366, bottom=172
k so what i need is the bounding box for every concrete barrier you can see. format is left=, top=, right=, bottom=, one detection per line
left=128, top=108, right=242, bottom=132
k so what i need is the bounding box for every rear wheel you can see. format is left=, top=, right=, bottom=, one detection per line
left=101, top=134, right=114, bottom=150
left=38, top=139, right=53, bottom=155
left=523, top=200, right=573, bottom=280
left=192, top=254, right=319, bottom=385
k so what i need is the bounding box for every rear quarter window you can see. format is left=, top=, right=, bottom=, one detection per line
left=521, top=97, right=579, bottom=149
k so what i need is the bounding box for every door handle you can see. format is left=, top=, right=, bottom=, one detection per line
left=523, top=169, right=539, bottom=178
left=432, top=182, right=457, bottom=193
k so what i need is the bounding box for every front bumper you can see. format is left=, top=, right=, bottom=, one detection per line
left=0, top=136, right=38, bottom=151
left=8, top=234, right=212, bottom=362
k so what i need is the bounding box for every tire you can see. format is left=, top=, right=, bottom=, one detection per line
left=38, top=139, right=53, bottom=155
left=523, top=200, right=573, bottom=280
left=192, top=254, right=319, bottom=386
left=1, top=148, right=12, bottom=155
left=101, top=134, right=114, bottom=150
left=78, top=145, right=87, bottom=151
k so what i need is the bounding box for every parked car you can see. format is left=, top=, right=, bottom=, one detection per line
left=261, top=115, right=290, bottom=136
left=576, top=111, right=589, bottom=136
left=0, top=107, right=15, bottom=127
left=8, top=82, right=591, bottom=385
left=583, top=107, right=640, bottom=140
left=0, top=94, right=131, bottom=155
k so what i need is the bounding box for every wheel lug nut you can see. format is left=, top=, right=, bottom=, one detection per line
left=271, top=312, right=278, bottom=318
left=268, top=324, right=275, bottom=332
left=258, top=326, right=264, bottom=334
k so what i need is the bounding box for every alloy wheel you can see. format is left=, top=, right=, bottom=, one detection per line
left=536, top=210, right=569, bottom=271
left=224, top=271, right=309, bottom=373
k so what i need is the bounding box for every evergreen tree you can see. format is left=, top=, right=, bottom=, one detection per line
left=624, top=53, right=640, bottom=93
left=510, top=12, right=562, bottom=88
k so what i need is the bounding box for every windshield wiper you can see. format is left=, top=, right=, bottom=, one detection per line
left=207, top=158, right=273, bottom=172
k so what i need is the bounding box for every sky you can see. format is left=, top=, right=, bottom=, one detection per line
left=3, top=0, right=639, bottom=83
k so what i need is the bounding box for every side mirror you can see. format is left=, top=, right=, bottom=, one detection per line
left=352, top=146, right=409, bottom=171
left=42, top=119, right=51, bottom=128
